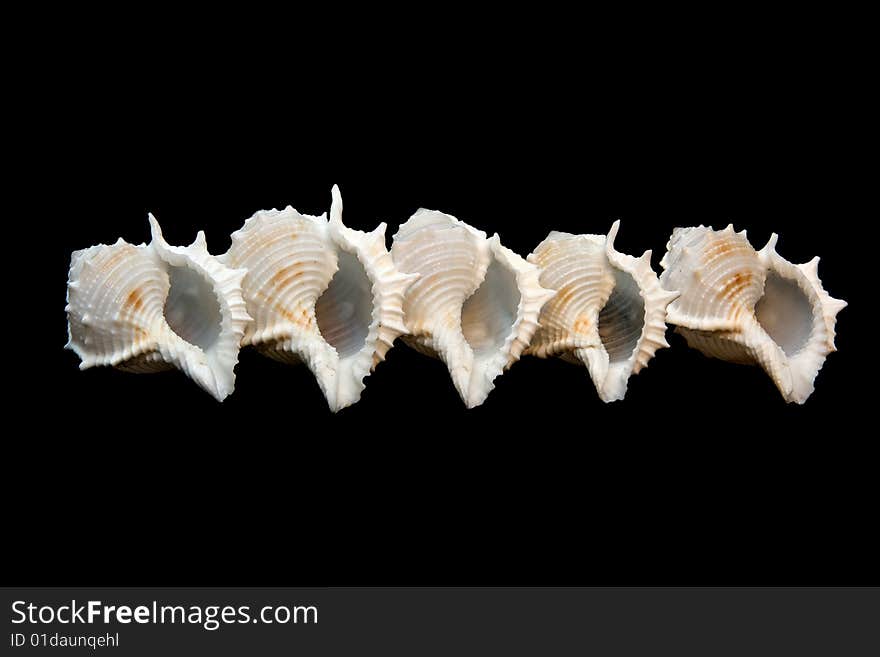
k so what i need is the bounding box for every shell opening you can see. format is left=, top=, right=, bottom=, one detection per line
left=461, top=256, right=521, bottom=357
left=754, top=272, right=813, bottom=357
left=315, top=250, right=372, bottom=358
left=598, top=269, right=645, bottom=363
left=164, top=265, right=223, bottom=351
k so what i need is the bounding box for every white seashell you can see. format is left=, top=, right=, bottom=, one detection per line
left=66, top=216, right=251, bottom=401
left=526, top=221, right=679, bottom=402
left=221, top=185, right=417, bottom=412
left=659, top=225, right=846, bottom=403
left=391, top=209, right=555, bottom=408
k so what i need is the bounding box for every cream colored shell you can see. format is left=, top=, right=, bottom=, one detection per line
left=526, top=221, right=678, bottom=401
left=391, top=209, right=555, bottom=408
left=659, top=225, right=846, bottom=403
left=66, top=193, right=847, bottom=407
left=65, top=216, right=251, bottom=401
left=221, top=185, right=417, bottom=412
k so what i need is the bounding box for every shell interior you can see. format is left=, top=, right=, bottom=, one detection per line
left=315, top=249, right=373, bottom=359
left=164, top=264, right=223, bottom=352
left=461, top=254, right=521, bottom=359
left=597, top=268, right=645, bottom=363
left=753, top=271, right=813, bottom=357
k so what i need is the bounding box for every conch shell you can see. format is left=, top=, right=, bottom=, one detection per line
left=220, top=185, right=417, bottom=412
left=526, top=221, right=679, bottom=401
left=391, top=209, right=555, bottom=408
left=65, top=216, right=251, bottom=401
left=659, top=225, right=846, bottom=403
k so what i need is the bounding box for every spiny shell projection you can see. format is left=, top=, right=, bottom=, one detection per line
left=391, top=209, right=555, bottom=408
left=659, top=225, right=846, bottom=403
left=526, top=221, right=679, bottom=401
left=220, top=186, right=417, bottom=412
left=65, top=216, right=251, bottom=401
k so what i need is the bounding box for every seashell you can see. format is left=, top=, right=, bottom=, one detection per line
left=220, top=185, right=417, bottom=412
left=659, top=225, right=846, bottom=403
left=390, top=209, right=555, bottom=408
left=526, top=221, right=679, bottom=402
left=66, top=216, right=251, bottom=401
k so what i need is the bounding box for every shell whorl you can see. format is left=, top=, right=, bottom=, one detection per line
left=66, top=239, right=166, bottom=369
left=660, top=225, right=764, bottom=332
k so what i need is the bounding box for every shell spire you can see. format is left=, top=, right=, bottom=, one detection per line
left=660, top=225, right=846, bottom=403
left=527, top=221, right=677, bottom=402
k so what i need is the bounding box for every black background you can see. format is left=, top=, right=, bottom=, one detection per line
left=7, top=15, right=872, bottom=588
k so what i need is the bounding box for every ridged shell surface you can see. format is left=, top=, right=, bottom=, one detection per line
left=66, top=216, right=251, bottom=401
left=391, top=209, right=555, bottom=408
left=659, top=225, right=846, bottom=403
left=221, top=185, right=417, bottom=412
left=526, top=221, right=678, bottom=401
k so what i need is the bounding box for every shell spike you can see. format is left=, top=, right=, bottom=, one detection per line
left=368, top=222, right=389, bottom=250
left=758, top=232, right=780, bottom=258
left=801, top=255, right=820, bottom=278
left=829, top=296, right=848, bottom=315
left=190, top=230, right=209, bottom=252
left=606, top=219, right=621, bottom=249
left=147, top=213, right=167, bottom=247
left=330, top=184, right=343, bottom=227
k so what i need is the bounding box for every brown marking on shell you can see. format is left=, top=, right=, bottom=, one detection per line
left=532, top=246, right=556, bottom=266
left=573, top=315, right=592, bottom=334
left=555, top=284, right=578, bottom=308
left=124, top=288, right=145, bottom=312
left=253, top=286, right=315, bottom=331
left=702, top=237, right=741, bottom=265
left=278, top=305, right=314, bottom=329
left=720, top=271, right=752, bottom=301
left=244, top=228, right=300, bottom=251
left=97, top=247, right=132, bottom=275
left=269, top=263, right=304, bottom=289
